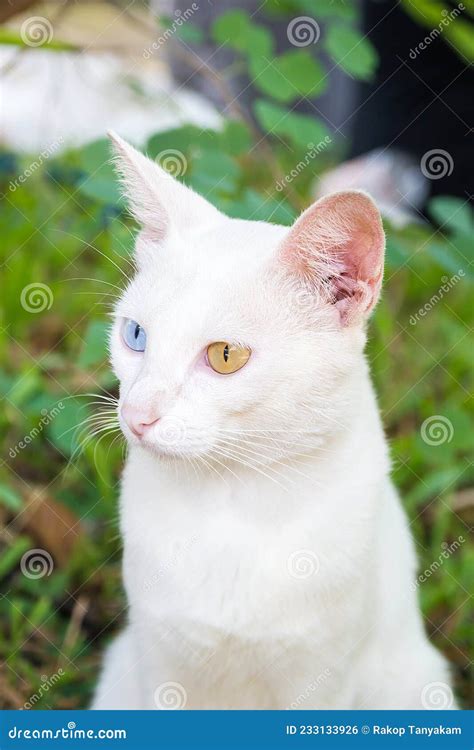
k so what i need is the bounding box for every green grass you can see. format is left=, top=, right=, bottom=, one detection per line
left=0, top=132, right=472, bottom=709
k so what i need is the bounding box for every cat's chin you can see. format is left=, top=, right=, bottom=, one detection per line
left=126, top=434, right=211, bottom=462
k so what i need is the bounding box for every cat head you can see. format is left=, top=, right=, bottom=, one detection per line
left=108, top=132, right=385, bottom=463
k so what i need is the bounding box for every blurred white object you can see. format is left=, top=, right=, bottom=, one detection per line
left=0, top=47, right=220, bottom=153
left=316, top=149, right=429, bottom=226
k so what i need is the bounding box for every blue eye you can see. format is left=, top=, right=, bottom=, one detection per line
left=122, top=319, right=147, bottom=352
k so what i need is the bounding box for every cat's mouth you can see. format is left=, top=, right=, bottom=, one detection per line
left=120, top=414, right=214, bottom=459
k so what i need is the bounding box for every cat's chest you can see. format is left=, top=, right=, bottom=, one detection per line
left=120, top=455, right=375, bottom=638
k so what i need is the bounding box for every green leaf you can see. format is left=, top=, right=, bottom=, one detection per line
left=7, top=370, right=40, bottom=409
left=385, top=236, right=408, bottom=267
left=76, top=175, right=122, bottom=206
left=405, top=467, right=463, bottom=509
left=172, top=21, right=205, bottom=45
left=212, top=10, right=273, bottom=57
left=147, top=126, right=216, bottom=164
left=401, top=0, right=474, bottom=62
left=429, top=196, right=473, bottom=235
left=27, top=597, right=53, bottom=631
left=324, top=24, right=378, bottom=80
left=250, top=50, right=326, bottom=102
left=77, top=139, right=112, bottom=173
left=225, top=188, right=296, bottom=224
left=76, top=139, right=122, bottom=206
left=446, top=19, right=474, bottom=61
left=47, top=398, right=85, bottom=456
left=0, top=27, right=76, bottom=51
left=188, top=149, right=241, bottom=196
left=219, top=120, right=252, bottom=156
left=294, top=0, right=356, bottom=21
left=78, top=320, right=110, bottom=368
left=426, top=242, right=472, bottom=279
left=0, top=483, right=23, bottom=512
left=0, top=536, right=32, bottom=579
left=254, top=99, right=331, bottom=149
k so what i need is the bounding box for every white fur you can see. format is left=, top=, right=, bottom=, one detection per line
left=92, top=134, right=455, bottom=710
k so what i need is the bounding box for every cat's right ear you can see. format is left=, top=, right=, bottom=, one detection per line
left=107, top=131, right=219, bottom=246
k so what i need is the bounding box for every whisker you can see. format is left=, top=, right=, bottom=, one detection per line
left=62, top=277, right=124, bottom=293
left=215, top=437, right=319, bottom=484
left=209, top=445, right=290, bottom=491
left=197, top=453, right=231, bottom=489
left=53, top=229, right=131, bottom=280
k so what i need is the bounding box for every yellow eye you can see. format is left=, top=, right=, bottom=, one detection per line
left=207, top=342, right=251, bottom=374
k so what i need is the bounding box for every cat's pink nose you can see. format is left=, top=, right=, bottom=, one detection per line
left=121, top=403, right=160, bottom=438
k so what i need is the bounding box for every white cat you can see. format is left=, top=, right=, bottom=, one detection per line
left=92, top=132, right=455, bottom=710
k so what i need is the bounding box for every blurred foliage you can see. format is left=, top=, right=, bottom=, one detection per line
left=0, top=1, right=473, bottom=711
left=401, top=0, right=474, bottom=60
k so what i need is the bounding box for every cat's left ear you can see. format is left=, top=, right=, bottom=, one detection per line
left=107, top=131, right=219, bottom=244
left=278, top=190, right=385, bottom=325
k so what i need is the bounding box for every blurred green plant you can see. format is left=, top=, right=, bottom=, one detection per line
left=402, top=0, right=474, bottom=60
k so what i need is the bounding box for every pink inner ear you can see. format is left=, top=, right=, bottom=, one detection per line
left=279, top=191, right=385, bottom=324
